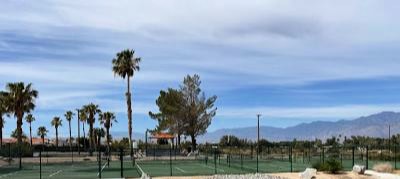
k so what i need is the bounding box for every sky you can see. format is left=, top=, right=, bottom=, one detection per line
left=1, top=0, right=400, bottom=138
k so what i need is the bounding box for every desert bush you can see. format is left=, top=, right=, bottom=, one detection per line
left=312, top=158, right=342, bottom=174
left=373, top=162, right=393, bottom=173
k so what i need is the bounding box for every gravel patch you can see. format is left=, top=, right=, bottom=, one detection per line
left=206, top=174, right=286, bottom=179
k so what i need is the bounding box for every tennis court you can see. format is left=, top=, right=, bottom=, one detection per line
left=0, top=160, right=140, bottom=179
left=135, top=157, right=312, bottom=177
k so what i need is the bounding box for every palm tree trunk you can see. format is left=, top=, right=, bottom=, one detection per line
left=89, top=123, right=93, bottom=156
left=55, top=127, right=59, bottom=150
left=83, top=122, right=86, bottom=152
left=42, top=137, right=44, bottom=151
left=29, top=123, right=32, bottom=147
left=77, top=113, right=80, bottom=155
left=17, top=113, right=23, bottom=169
left=127, top=76, right=133, bottom=158
left=106, top=127, right=110, bottom=154
left=69, top=121, right=72, bottom=153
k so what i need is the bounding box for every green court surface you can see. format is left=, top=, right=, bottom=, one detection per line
left=136, top=158, right=312, bottom=177
left=1, top=158, right=397, bottom=178
left=0, top=161, right=140, bottom=179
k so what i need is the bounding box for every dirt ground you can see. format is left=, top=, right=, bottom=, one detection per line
left=151, top=171, right=400, bottom=179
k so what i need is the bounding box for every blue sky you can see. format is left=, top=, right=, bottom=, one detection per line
left=1, top=0, right=400, bottom=138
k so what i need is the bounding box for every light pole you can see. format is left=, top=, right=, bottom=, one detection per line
left=389, top=124, right=391, bottom=161
left=76, top=109, right=80, bottom=156
left=145, top=129, right=148, bottom=157
left=257, top=114, right=261, bottom=173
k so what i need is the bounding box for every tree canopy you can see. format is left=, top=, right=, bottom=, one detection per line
left=149, top=74, right=217, bottom=150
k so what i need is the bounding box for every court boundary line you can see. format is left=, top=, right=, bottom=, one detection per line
left=175, top=167, right=187, bottom=173
left=97, top=162, right=108, bottom=176
left=49, top=170, right=63, bottom=177
left=0, top=171, right=19, bottom=178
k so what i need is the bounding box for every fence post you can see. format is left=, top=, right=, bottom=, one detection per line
left=366, top=146, right=369, bottom=170
left=40, top=150, right=42, bottom=179
left=120, top=148, right=123, bottom=178
left=214, top=149, right=217, bottom=174
left=308, top=144, right=311, bottom=163
left=290, top=146, right=293, bottom=172
left=98, top=148, right=101, bottom=178
left=352, top=146, right=355, bottom=167
left=8, top=143, right=11, bottom=161
left=241, top=154, right=243, bottom=170
left=169, top=145, right=172, bottom=176
left=395, top=146, right=397, bottom=169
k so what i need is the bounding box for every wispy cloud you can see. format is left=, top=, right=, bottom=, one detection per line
left=1, top=0, right=400, bottom=135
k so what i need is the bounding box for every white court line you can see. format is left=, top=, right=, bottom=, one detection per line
left=49, top=170, right=63, bottom=177
left=201, top=164, right=225, bottom=172
left=0, top=171, right=19, bottom=178
left=97, top=162, right=108, bottom=176
left=175, top=167, right=187, bottom=173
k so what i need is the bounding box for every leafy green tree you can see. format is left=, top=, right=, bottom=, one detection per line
left=64, top=110, right=74, bottom=152
left=181, top=74, right=217, bottom=151
left=149, top=88, right=185, bottom=146
left=82, top=103, right=101, bottom=155
left=112, top=49, right=141, bottom=157
left=2, top=82, right=38, bottom=169
left=100, top=112, right=117, bottom=153
left=25, top=113, right=35, bottom=146
left=51, top=117, right=62, bottom=149
left=37, top=126, right=48, bottom=150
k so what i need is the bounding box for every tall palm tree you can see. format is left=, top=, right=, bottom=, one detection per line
left=25, top=113, right=35, bottom=147
left=37, top=126, right=48, bottom=151
left=79, top=109, right=88, bottom=151
left=82, top=103, right=101, bottom=155
left=51, top=117, right=62, bottom=150
left=100, top=112, right=117, bottom=155
left=3, top=82, right=38, bottom=169
left=112, top=49, right=141, bottom=157
left=64, top=111, right=74, bottom=153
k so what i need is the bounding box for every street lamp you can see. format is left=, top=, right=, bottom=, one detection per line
left=76, top=109, right=80, bottom=156
left=257, top=114, right=261, bottom=173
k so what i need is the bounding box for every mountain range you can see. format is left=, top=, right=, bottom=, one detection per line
left=198, top=111, right=400, bottom=142
left=112, top=111, right=400, bottom=143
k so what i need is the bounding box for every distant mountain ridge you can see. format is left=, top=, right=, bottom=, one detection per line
left=198, top=111, right=400, bottom=142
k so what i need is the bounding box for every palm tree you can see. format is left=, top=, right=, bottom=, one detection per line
left=100, top=112, right=117, bottom=155
left=25, top=113, right=35, bottom=147
left=82, top=103, right=101, bottom=155
left=79, top=109, right=88, bottom=151
left=51, top=117, right=62, bottom=150
left=37, top=126, right=48, bottom=151
left=112, top=49, right=141, bottom=157
left=64, top=111, right=74, bottom=153
left=94, top=127, right=105, bottom=151
left=2, top=82, right=38, bottom=169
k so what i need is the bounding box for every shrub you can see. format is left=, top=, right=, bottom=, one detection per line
left=373, top=163, right=393, bottom=173
left=312, top=158, right=342, bottom=174
left=325, top=158, right=342, bottom=174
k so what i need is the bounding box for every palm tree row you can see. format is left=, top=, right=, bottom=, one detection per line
left=0, top=49, right=141, bottom=168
